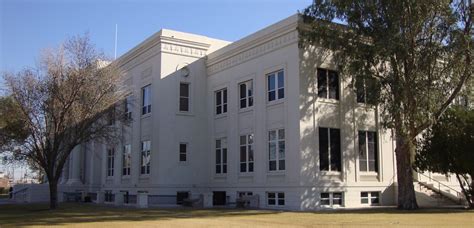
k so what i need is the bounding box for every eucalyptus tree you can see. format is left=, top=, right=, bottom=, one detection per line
left=2, top=34, right=127, bottom=209
left=300, top=0, right=472, bottom=209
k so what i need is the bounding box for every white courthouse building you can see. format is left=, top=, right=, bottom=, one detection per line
left=54, top=15, right=463, bottom=210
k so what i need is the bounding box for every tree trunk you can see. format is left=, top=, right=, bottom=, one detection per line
left=395, top=135, right=419, bottom=210
left=49, top=179, right=58, bottom=209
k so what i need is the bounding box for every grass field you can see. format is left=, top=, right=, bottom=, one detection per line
left=0, top=203, right=472, bottom=227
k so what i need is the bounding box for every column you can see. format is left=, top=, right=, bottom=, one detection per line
left=67, top=145, right=82, bottom=185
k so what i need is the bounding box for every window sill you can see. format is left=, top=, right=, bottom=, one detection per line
left=178, top=161, right=188, bottom=166
left=267, top=99, right=284, bottom=107
left=267, top=171, right=286, bottom=176
left=214, top=113, right=228, bottom=119
left=355, top=103, right=376, bottom=109
left=176, top=111, right=194, bottom=117
left=141, top=113, right=152, bottom=119
left=359, top=172, right=379, bottom=176
left=238, top=172, right=254, bottom=177
left=238, top=107, right=254, bottom=114
left=214, top=174, right=227, bottom=178
left=317, top=98, right=339, bottom=105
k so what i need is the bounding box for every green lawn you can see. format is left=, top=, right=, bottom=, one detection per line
left=0, top=203, right=472, bottom=227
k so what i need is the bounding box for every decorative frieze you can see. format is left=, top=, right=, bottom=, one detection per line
left=207, top=30, right=298, bottom=75
left=120, top=40, right=208, bottom=71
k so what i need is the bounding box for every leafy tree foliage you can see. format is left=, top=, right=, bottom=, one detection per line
left=300, top=0, right=472, bottom=209
left=0, top=96, right=29, bottom=150
left=416, top=106, right=474, bottom=208
left=2, top=34, right=127, bottom=209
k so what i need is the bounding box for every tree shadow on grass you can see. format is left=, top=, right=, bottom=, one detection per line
left=0, top=203, right=471, bottom=227
left=0, top=203, right=282, bottom=227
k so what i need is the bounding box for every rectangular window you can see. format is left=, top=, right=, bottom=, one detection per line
left=141, top=141, right=151, bottom=174
left=356, top=77, right=377, bottom=104
left=267, top=69, right=284, bottom=102
left=107, top=107, right=115, bottom=126
left=176, top=191, right=189, bottom=205
left=267, top=192, right=285, bottom=206
left=319, top=127, right=341, bottom=172
left=107, top=148, right=115, bottom=177
left=124, top=96, right=132, bottom=120
left=237, top=192, right=253, bottom=198
left=317, top=68, right=339, bottom=100
left=268, top=129, right=285, bottom=171
left=179, top=83, right=190, bottom=112
left=239, top=80, right=253, bottom=109
left=104, top=190, right=114, bottom=202
left=179, top=143, right=187, bottom=162
left=240, top=134, right=254, bottom=173
left=358, top=131, right=378, bottom=172
left=142, top=85, right=151, bottom=115
left=215, top=138, right=227, bottom=174
left=122, top=144, right=131, bottom=176
left=215, top=88, right=227, bottom=115
left=320, top=192, right=344, bottom=206
left=361, top=192, right=380, bottom=205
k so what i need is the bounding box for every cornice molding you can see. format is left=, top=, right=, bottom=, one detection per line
left=119, top=40, right=208, bottom=71
left=206, top=29, right=298, bottom=76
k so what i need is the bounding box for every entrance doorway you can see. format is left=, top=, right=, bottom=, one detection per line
left=213, top=191, right=226, bottom=206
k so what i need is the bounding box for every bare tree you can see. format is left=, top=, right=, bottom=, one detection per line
left=2, top=34, right=127, bottom=209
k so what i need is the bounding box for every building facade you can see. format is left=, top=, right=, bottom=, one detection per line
left=57, top=15, right=462, bottom=210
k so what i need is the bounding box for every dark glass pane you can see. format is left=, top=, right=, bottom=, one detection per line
left=216, top=165, right=221, bottom=173
left=249, top=163, right=254, bottom=172
left=317, top=69, right=327, bottom=98
left=268, top=199, right=276, bottom=205
left=278, top=199, right=285, bottom=205
left=240, top=135, right=247, bottom=145
left=371, top=197, right=379, bottom=204
left=268, top=192, right=275, bottom=198
left=329, top=70, right=339, bottom=100
left=180, top=144, right=187, bottom=153
left=223, top=164, right=227, bottom=173
left=268, top=74, right=275, bottom=90
left=361, top=192, right=368, bottom=197
left=216, top=150, right=221, bottom=164
left=240, top=163, right=246, bottom=172
left=366, top=78, right=379, bottom=105
left=268, top=91, right=275, bottom=101
left=223, top=89, right=227, bottom=103
left=216, top=91, right=221, bottom=105
left=179, top=98, right=189, bottom=111
left=277, top=71, right=284, bottom=88
left=223, top=149, right=227, bottom=163
left=223, top=104, right=227, bottom=113
left=240, top=83, right=246, bottom=99
left=180, top=154, right=186, bottom=162
left=216, top=106, right=221, bottom=115
left=240, top=146, right=246, bottom=162
left=359, top=131, right=367, bottom=172
left=330, top=128, right=341, bottom=171
left=319, top=128, right=329, bottom=171
left=240, top=99, right=246, bottom=109
left=278, top=193, right=285, bottom=198
left=279, top=160, right=285, bottom=170
left=248, top=97, right=253, bottom=107
left=278, top=88, right=284, bottom=99
left=180, top=83, right=189, bottom=97
left=361, top=198, right=369, bottom=204
left=356, top=78, right=365, bottom=103
left=269, top=161, right=276, bottom=171
left=321, top=199, right=330, bottom=205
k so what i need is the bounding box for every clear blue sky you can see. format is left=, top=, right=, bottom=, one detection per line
left=0, top=0, right=311, bottom=73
